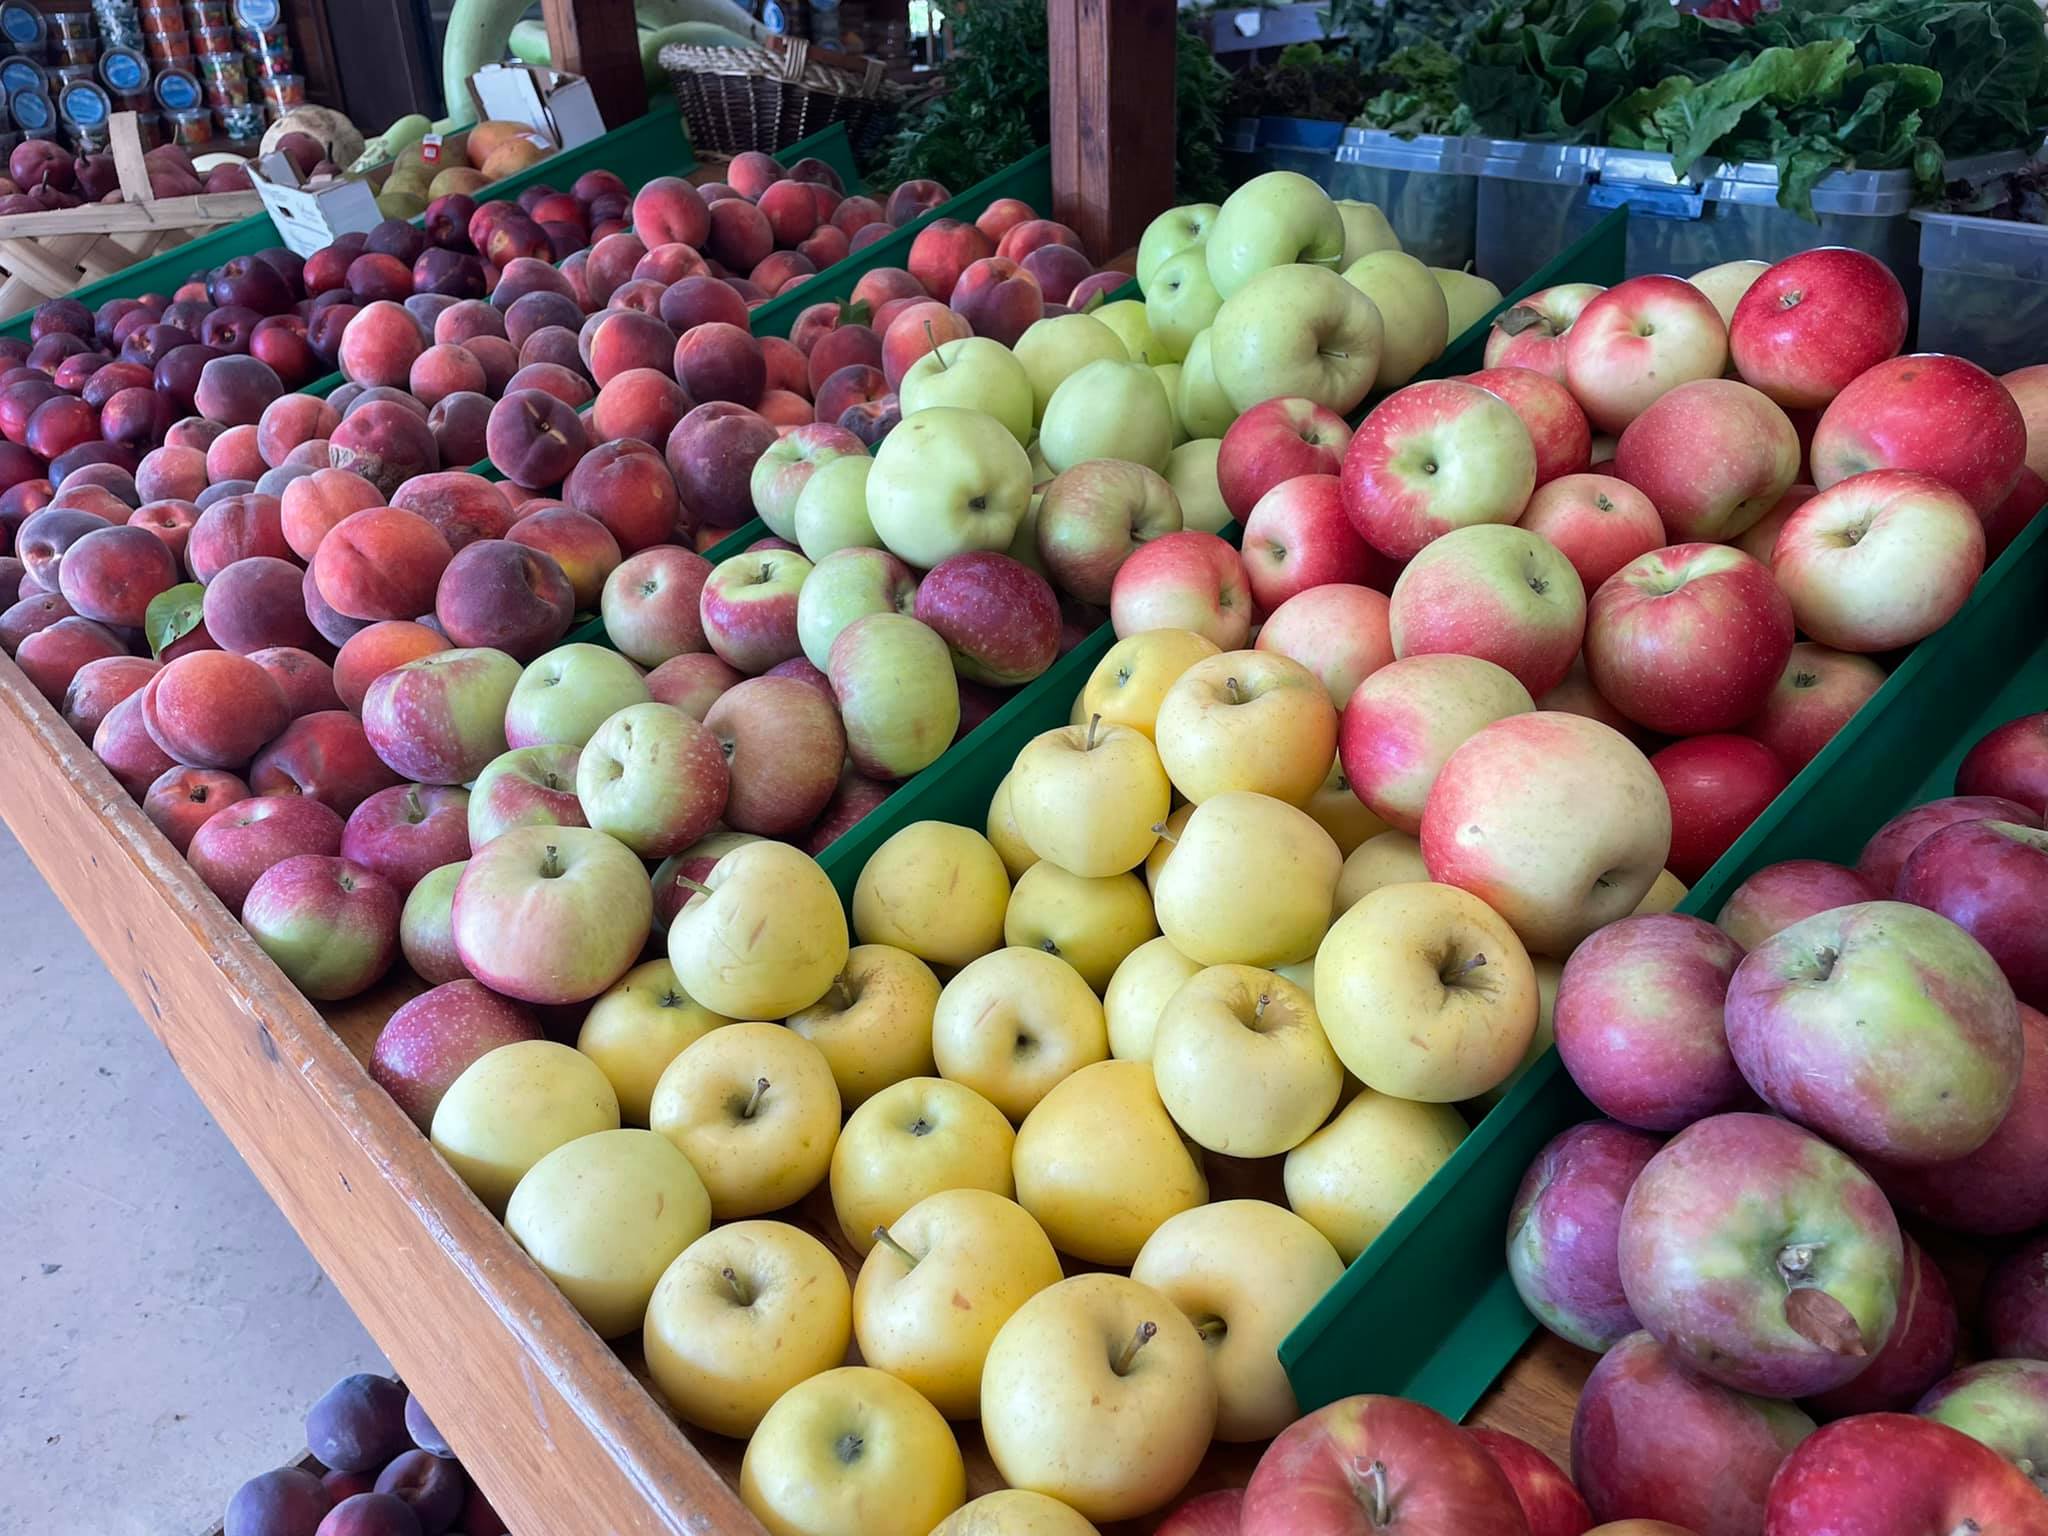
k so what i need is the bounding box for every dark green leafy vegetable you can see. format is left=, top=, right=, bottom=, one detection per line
left=1225, top=42, right=1372, bottom=123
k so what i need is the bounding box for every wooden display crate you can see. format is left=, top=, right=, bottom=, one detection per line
left=0, top=643, right=1584, bottom=1535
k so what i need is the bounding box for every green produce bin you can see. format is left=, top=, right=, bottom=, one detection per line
left=1331, top=129, right=1479, bottom=272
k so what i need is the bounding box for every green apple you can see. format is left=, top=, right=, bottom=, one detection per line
left=1343, top=249, right=1450, bottom=390
left=1137, top=202, right=1219, bottom=292
left=900, top=336, right=1034, bottom=447
left=1164, top=438, right=1230, bottom=533
left=1014, top=313, right=1128, bottom=426
left=1176, top=329, right=1237, bottom=440
left=751, top=426, right=864, bottom=541
left=866, top=406, right=1033, bottom=569
left=1040, top=359, right=1174, bottom=474
left=792, top=454, right=879, bottom=561
left=1205, top=170, right=1346, bottom=298
left=1434, top=266, right=1504, bottom=342
left=1092, top=299, right=1163, bottom=366
left=1145, top=247, right=1222, bottom=363
left=1337, top=199, right=1402, bottom=266
left=797, top=545, right=919, bottom=671
left=828, top=614, right=960, bottom=780
left=503, top=643, right=650, bottom=750
left=1153, top=363, right=1187, bottom=445
left=1210, top=264, right=1384, bottom=416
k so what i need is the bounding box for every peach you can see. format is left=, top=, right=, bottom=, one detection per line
left=664, top=401, right=778, bottom=532
left=16, top=615, right=124, bottom=701
left=205, top=423, right=268, bottom=485
left=882, top=300, right=972, bottom=389
left=631, top=177, right=711, bottom=250
left=186, top=794, right=345, bottom=915
left=506, top=358, right=593, bottom=409
left=727, top=151, right=786, bottom=202
left=1066, top=270, right=1125, bottom=310
left=673, top=322, right=765, bottom=409
left=659, top=275, right=750, bottom=336
left=135, top=444, right=207, bottom=503
left=281, top=468, right=385, bottom=560
left=338, top=301, right=427, bottom=389
left=248, top=709, right=404, bottom=815
left=257, top=394, right=341, bottom=468
left=608, top=278, right=669, bottom=317
left=142, top=764, right=250, bottom=853
left=996, top=218, right=1083, bottom=265
left=885, top=180, right=949, bottom=226
left=313, top=506, right=454, bottom=622
left=435, top=299, right=505, bottom=346
left=757, top=179, right=819, bottom=247
left=427, top=391, right=491, bottom=467
left=506, top=507, right=620, bottom=610
left=480, top=213, right=553, bottom=270
left=588, top=310, right=677, bottom=389
left=126, top=499, right=201, bottom=563
left=833, top=194, right=887, bottom=237
left=505, top=290, right=583, bottom=351
left=203, top=556, right=322, bottom=653
left=797, top=224, right=850, bottom=270
left=751, top=251, right=817, bottom=293
left=433, top=539, right=574, bottom=660
left=302, top=564, right=370, bottom=648
left=56, top=523, right=179, bottom=626
left=806, top=324, right=883, bottom=395
left=585, top=231, right=650, bottom=307
left=139, top=649, right=292, bottom=769
left=851, top=267, right=928, bottom=315
left=758, top=390, right=813, bottom=428
left=788, top=156, right=844, bottom=193
left=93, top=689, right=178, bottom=796
left=592, top=368, right=692, bottom=449
left=464, top=335, right=520, bottom=396
left=814, top=364, right=888, bottom=428
left=634, top=243, right=708, bottom=287
left=517, top=325, right=590, bottom=380
left=389, top=472, right=518, bottom=552
left=951, top=256, right=1044, bottom=347
left=247, top=645, right=342, bottom=716
left=19, top=507, right=113, bottom=587
left=762, top=336, right=809, bottom=397
left=329, top=401, right=440, bottom=496
left=408, top=343, right=487, bottom=407
left=47, top=485, right=129, bottom=523
left=63, top=653, right=157, bottom=736
left=485, top=390, right=588, bottom=490
left=1, top=590, right=74, bottom=651
left=56, top=463, right=138, bottom=506
left=907, top=219, right=997, bottom=302
left=333, top=620, right=450, bottom=713
left=194, top=355, right=285, bottom=427
left=560, top=437, right=680, bottom=555
left=705, top=199, right=773, bottom=273
left=975, top=197, right=1038, bottom=245
left=835, top=395, right=899, bottom=446
left=187, top=493, right=289, bottom=582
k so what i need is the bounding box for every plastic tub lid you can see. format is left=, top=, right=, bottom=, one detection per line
left=9, top=88, right=54, bottom=135
left=233, top=0, right=279, bottom=24
left=59, top=78, right=109, bottom=128
left=0, top=53, right=41, bottom=96
left=1465, top=137, right=1601, bottom=184
left=1914, top=208, right=2048, bottom=280
left=1338, top=126, right=1474, bottom=174
left=154, top=66, right=200, bottom=110
left=1598, top=145, right=2037, bottom=217
left=100, top=45, right=149, bottom=93
left=0, top=3, right=45, bottom=52
left=1259, top=116, right=1345, bottom=151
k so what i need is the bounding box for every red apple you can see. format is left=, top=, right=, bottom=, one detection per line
left=1241, top=473, right=1383, bottom=612
left=1256, top=582, right=1394, bottom=708
left=1342, top=379, right=1538, bottom=560
left=1728, top=248, right=1908, bottom=411
left=1562, top=276, right=1729, bottom=435
left=1484, top=283, right=1605, bottom=383
left=1716, top=859, right=1882, bottom=951
left=1650, top=734, right=1789, bottom=883
left=1035, top=459, right=1183, bottom=606
left=1613, top=378, right=1800, bottom=543
left=1958, top=712, right=2048, bottom=816
left=1982, top=1233, right=2048, bottom=1360
left=702, top=675, right=845, bottom=837
left=1157, top=1488, right=1244, bottom=1536
left=1465, top=366, right=1593, bottom=488
left=1217, top=397, right=1351, bottom=524
left=1240, top=1394, right=1529, bottom=1536
left=1108, top=530, right=1252, bottom=651
left=913, top=550, right=1060, bottom=686
left=1809, top=353, right=2027, bottom=515
left=1508, top=1121, right=1662, bottom=1354
left=1517, top=473, right=1663, bottom=595
left=1858, top=794, right=2043, bottom=892
left=1802, top=1235, right=1957, bottom=1419
left=1389, top=524, right=1586, bottom=697
left=1470, top=1428, right=1592, bottom=1536
left=369, top=978, right=541, bottom=1128
left=1896, top=819, right=2048, bottom=1009
left=1761, top=1413, right=2048, bottom=1535
left=1743, top=642, right=1886, bottom=774
left=1584, top=543, right=1793, bottom=737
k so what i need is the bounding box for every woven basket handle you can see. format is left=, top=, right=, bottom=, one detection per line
left=770, top=35, right=810, bottom=82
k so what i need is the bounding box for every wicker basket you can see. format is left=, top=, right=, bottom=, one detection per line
left=659, top=36, right=910, bottom=164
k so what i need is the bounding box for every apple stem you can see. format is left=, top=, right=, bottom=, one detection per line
left=1112, top=1320, right=1157, bottom=1376
left=1364, top=1460, right=1391, bottom=1526
left=1225, top=676, right=1243, bottom=705
left=870, top=1225, right=920, bottom=1270
left=1085, top=712, right=1102, bottom=750
left=1150, top=822, right=1179, bottom=844
left=742, top=1076, right=770, bottom=1120
left=1254, top=992, right=1271, bottom=1021
left=1195, top=1316, right=1227, bottom=1342
left=831, top=974, right=855, bottom=1010
left=672, top=873, right=714, bottom=898
left=925, top=319, right=945, bottom=366
left=835, top=1432, right=864, bottom=1465
left=720, top=1265, right=752, bottom=1306
left=1443, top=952, right=1487, bottom=985
left=540, top=844, right=564, bottom=879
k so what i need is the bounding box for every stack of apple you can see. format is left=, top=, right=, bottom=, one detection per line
left=1486, top=695, right=2048, bottom=1532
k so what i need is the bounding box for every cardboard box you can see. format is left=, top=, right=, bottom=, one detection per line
left=467, top=64, right=606, bottom=153
left=246, top=155, right=384, bottom=258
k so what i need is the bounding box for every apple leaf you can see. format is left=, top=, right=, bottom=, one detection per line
left=1784, top=1287, right=1868, bottom=1356
left=1492, top=304, right=1552, bottom=337
left=838, top=299, right=872, bottom=328
left=145, top=582, right=204, bottom=658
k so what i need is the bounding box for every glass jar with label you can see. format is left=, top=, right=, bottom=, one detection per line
left=0, top=3, right=47, bottom=57
left=58, top=78, right=110, bottom=133
left=0, top=54, right=43, bottom=98
left=152, top=65, right=199, bottom=112
left=99, top=45, right=150, bottom=94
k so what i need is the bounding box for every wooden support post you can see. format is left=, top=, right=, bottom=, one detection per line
left=1048, top=0, right=1178, bottom=259
left=544, top=0, right=648, bottom=129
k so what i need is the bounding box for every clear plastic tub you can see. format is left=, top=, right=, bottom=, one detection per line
left=1332, top=128, right=1479, bottom=271
left=1258, top=116, right=1343, bottom=189
left=1469, top=138, right=1604, bottom=290
left=1223, top=116, right=1261, bottom=193
left=1914, top=211, right=2048, bottom=373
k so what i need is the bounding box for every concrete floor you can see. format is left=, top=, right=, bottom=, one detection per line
left=1, top=825, right=386, bottom=1536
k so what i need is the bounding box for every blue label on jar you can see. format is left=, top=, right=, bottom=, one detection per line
left=155, top=69, right=200, bottom=110
left=763, top=1, right=788, bottom=31
left=61, top=82, right=107, bottom=127
left=0, top=56, right=40, bottom=95
left=102, top=50, right=146, bottom=92
left=11, top=90, right=53, bottom=133
left=235, top=0, right=280, bottom=27
left=0, top=5, right=43, bottom=48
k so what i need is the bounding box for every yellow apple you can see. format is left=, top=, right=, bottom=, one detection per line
left=1151, top=965, right=1342, bottom=1156
left=831, top=1075, right=1016, bottom=1254
left=1176, top=329, right=1236, bottom=440
left=1154, top=650, right=1337, bottom=805
left=981, top=1272, right=1216, bottom=1523
left=852, top=820, right=1011, bottom=968
left=1635, top=868, right=1689, bottom=914
left=1434, top=266, right=1503, bottom=340
left=1155, top=362, right=1188, bottom=442
left=667, top=840, right=848, bottom=1018
left=643, top=1219, right=852, bottom=1437
left=985, top=773, right=1039, bottom=880
left=1343, top=250, right=1450, bottom=390
left=932, top=1489, right=1101, bottom=1535
left=1104, top=935, right=1203, bottom=1061
left=1013, top=1059, right=1207, bottom=1265
left=1690, top=258, right=1769, bottom=326
left=1008, top=717, right=1171, bottom=877
left=1003, top=862, right=1159, bottom=992
left=648, top=1022, right=842, bottom=1219
left=1165, top=438, right=1230, bottom=535
left=932, top=947, right=1108, bottom=1121
left=1283, top=1088, right=1468, bottom=1260
left=1153, top=791, right=1341, bottom=966
left=1080, top=629, right=1221, bottom=741
left=576, top=958, right=732, bottom=1125
left=785, top=943, right=940, bottom=1107
left=431, top=1040, right=621, bottom=1215
left=1475, top=953, right=1562, bottom=1111
left=1315, top=881, right=1538, bottom=1102
left=1093, top=298, right=1164, bottom=366
left=740, top=1365, right=966, bottom=1536
left=854, top=1188, right=1064, bottom=1417
left=504, top=1128, right=710, bottom=1338
left=1304, top=754, right=1389, bottom=856
left=1337, top=199, right=1401, bottom=264
left=1131, top=1199, right=1344, bottom=1440
left=1335, top=829, right=1429, bottom=914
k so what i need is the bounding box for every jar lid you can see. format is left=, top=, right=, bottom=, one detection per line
left=100, top=45, right=148, bottom=92
left=153, top=66, right=199, bottom=110
left=59, top=79, right=109, bottom=128
left=0, top=4, right=45, bottom=50
left=0, top=54, right=41, bottom=95
left=233, top=0, right=279, bottom=27
left=10, top=89, right=54, bottom=134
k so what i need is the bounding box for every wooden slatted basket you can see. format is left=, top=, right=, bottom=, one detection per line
left=658, top=36, right=911, bottom=163
left=0, top=112, right=262, bottom=320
